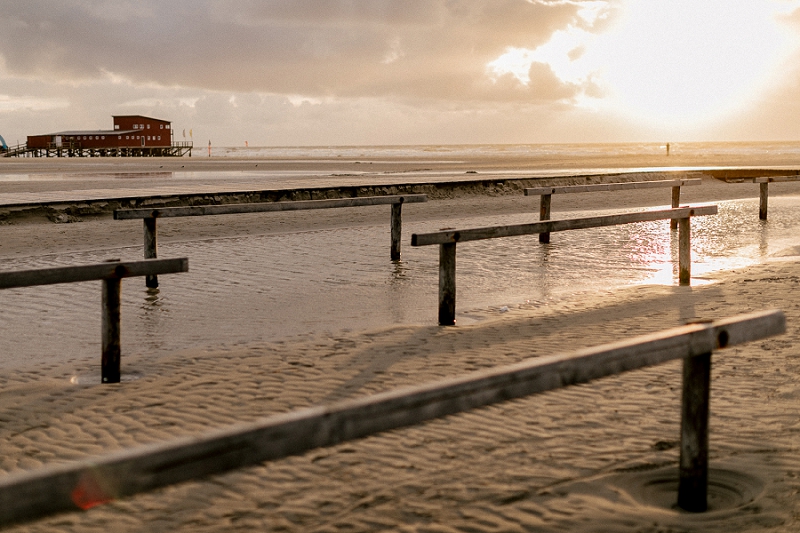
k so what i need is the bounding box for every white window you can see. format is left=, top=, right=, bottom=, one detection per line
left=133, top=124, right=138, bottom=129
left=114, top=125, right=120, bottom=130
left=126, top=136, right=130, bottom=139
left=139, top=124, right=144, bottom=129
left=101, top=136, right=105, bottom=140
left=160, top=125, right=163, bottom=129
left=157, top=136, right=161, bottom=140
left=118, top=136, right=122, bottom=139
left=147, top=124, right=150, bottom=129
left=165, top=125, right=170, bottom=129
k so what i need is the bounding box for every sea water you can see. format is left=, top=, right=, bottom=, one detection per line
left=207, top=141, right=800, bottom=160
left=2, top=143, right=800, bottom=530
left=1, top=141, right=800, bottom=367
left=0, top=195, right=799, bottom=369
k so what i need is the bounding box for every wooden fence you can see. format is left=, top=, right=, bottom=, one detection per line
left=411, top=205, right=717, bottom=325
left=114, top=194, right=427, bottom=287
left=524, top=178, right=702, bottom=242
left=0, top=258, right=188, bottom=383
left=716, top=176, right=800, bottom=220
left=0, top=309, right=784, bottom=526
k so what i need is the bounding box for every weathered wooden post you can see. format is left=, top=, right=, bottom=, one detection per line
left=101, top=274, right=122, bottom=384
left=678, top=216, right=691, bottom=286
left=759, top=182, right=769, bottom=220
left=391, top=201, right=402, bottom=261
left=670, top=186, right=681, bottom=230
left=144, top=217, right=158, bottom=288
left=539, top=193, right=552, bottom=243
left=678, top=350, right=712, bottom=512
left=439, top=242, right=457, bottom=326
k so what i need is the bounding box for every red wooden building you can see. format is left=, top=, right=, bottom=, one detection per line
left=23, top=115, right=192, bottom=157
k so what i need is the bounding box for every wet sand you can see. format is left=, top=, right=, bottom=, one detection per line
left=2, top=157, right=800, bottom=531
left=3, top=261, right=800, bottom=532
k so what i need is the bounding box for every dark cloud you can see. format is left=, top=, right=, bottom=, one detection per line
left=0, top=0, right=612, bottom=102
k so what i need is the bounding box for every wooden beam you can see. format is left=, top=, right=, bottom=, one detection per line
left=101, top=278, right=122, bottom=383
left=439, top=243, right=457, bottom=325
left=679, top=351, right=711, bottom=511
left=114, top=195, right=428, bottom=220
left=678, top=217, right=691, bottom=285
left=716, top=175, right=800, bottom=220
left=0, top=310, right=784, bottom=527
left=411, top=206, right=718, bottom=247
left=390, top=203, right=402, bottom=261
left=143, top=218, right=159, bottom=288
left=539, top=194, right=552, bottom=244
left=763, top=176, right=800, bottom=183
left=524, top=178, right=702, bottom=197
left=670, top=186, right=681, bottom=230
left=0, top=258, right=189, bottom=289
left=721, top=176, right=799, bottom=183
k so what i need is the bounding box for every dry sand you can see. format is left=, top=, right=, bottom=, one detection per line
left=1, top=159, right=800, bottom=531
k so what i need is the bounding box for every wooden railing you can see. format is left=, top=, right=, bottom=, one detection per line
left=412, top=205, right=717, bottom=325
left=525, top=178, right=702, bottom=242
left=716, top=176, right=800, bottom=220
left=114, top=194, right=427, bottom=287
left=0, top=309, right=784, bottom=526
left=0, top=258, right=188, bottom=383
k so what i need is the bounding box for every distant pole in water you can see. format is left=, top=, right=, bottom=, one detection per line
left=666, top=143, right=670, bottom=156
left=208, top=140, right=211, bottom=157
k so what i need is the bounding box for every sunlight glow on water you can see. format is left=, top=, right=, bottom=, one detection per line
left=0, top=196, right=799, bottom=369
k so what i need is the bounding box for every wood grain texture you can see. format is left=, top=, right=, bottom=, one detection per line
left=114, top=195, right=427, bottom=220
left=412, top=206, right=718, bottom=246
left=0, top=258, right=188, bottom=289
left=0, top=309, right=784, bottom=527
left=524, top=178, right=701, bottom=196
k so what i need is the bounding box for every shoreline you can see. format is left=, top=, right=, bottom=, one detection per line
left=2, top=156, right=800, bottom=530
left=1, top=167, right=799, bottom=225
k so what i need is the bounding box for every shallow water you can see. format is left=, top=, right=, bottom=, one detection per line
left=0, top=195, right=799, bottom=371
left=2, top=192, right=800, bottom=531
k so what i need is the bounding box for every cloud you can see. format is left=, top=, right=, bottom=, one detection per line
left=0, top=94, right=69, bottom=112
left=2, top=1, right=799, bottom=146
left=0, top=0, right=609, bottom=103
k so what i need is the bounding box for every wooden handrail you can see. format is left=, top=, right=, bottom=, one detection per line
left=523, top=178, right=702, bottom=196
left=0, top=258, right=189, bottom=382
left=412, top=206, right=718, bottom=325
left=113, top=194, right=427, bottom=219
left=525, top=178, right=702, bottom=241
left=411, top=205, right=715, bottom=246
left=0, top=258, right=188, bottom=289
left=0, top=309, right=784, bottom=525
left=716, top=176, right=800, bottom=220
left=115, top=194, right=427, bottom=287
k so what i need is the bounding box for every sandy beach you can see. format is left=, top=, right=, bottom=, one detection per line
left=2, top=154, right=800, bottom=531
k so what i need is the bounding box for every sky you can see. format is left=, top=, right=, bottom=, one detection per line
left=2, top=0, right=800, bottom=147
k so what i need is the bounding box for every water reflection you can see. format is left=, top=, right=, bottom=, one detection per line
left=1, top=196, right=799, bottom=368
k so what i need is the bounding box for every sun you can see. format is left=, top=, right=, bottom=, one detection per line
left=593, top=1, right=796, bottom=127
left=487, top=1, right=800, bottom=130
